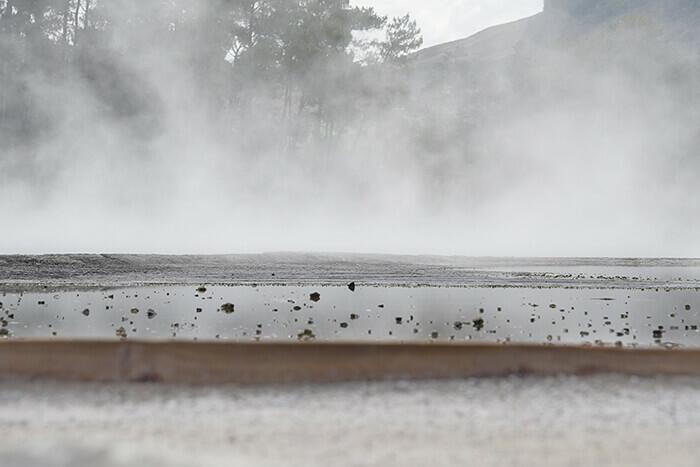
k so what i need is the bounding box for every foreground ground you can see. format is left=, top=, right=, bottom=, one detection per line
left=2, top=375, right=699, bottom=467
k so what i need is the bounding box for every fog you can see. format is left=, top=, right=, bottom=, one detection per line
left=365, top=0, right=543, bottom=46
left=1, top=0, right=699, bottom=257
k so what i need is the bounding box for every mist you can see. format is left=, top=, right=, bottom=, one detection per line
left=364, top=0, right=544, bottom=47
left=1, top=0, right=699, bottom=257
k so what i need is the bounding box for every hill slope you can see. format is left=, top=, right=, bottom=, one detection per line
left=407, top=0, right=700, bottom=153
left=417, top=0, right=700, bottom=67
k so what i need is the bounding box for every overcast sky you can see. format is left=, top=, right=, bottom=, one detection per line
left=364, top=0, right=544, bottom=47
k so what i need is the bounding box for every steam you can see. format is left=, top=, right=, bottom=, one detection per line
left=1, top=0, right=699, bottom=257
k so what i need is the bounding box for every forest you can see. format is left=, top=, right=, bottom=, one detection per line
left=0, top=0, right=423, bottom=153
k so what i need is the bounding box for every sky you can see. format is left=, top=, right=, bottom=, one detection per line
left=364, top=0, right=544, bottom=47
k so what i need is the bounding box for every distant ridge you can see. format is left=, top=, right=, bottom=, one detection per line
left=416, top=0, right=700, bottom=67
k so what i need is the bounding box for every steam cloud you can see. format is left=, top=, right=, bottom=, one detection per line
left=1, top=0, right=699, bottom=257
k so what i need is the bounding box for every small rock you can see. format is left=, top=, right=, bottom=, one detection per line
left=348, top=282, right=356, bottom=292
left=297, top=329, right=316, bottom=341
left=221, top=303, right=235, bottom=314
left=116, top=326, right=127, bottom=338
left=147, top=309, right=157, bottom=319
left=82, top=309, right=90, bottom=317
left=310, top=292, right=321, bottom=302
left=130, top=308, right=139, bottom=314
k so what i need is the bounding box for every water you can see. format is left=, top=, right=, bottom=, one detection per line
left=2, top=284, right=700, bottom=347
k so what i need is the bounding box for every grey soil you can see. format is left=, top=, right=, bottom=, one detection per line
left=2, top=253, right=700, bottom=291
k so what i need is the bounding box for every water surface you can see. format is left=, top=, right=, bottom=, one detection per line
left=2, top=285, right=699, bottom=348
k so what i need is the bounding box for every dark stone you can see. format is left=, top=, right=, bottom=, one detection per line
left=297, top=329, right=316, bottom=341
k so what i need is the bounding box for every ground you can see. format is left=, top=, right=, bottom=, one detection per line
left=2, top=375, right=700, bottom=467
left=3, top=254, right=699, bottom=466
left=2, top=253, right=700, bottom=291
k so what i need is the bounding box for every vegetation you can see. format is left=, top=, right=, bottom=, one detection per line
left=0, top=0, right=423, bottom=151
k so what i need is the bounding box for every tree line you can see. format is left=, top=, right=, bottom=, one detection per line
left=0, top=0, right=423, bottom=151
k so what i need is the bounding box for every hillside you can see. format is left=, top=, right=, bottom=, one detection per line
left=417, top=0, right=700, bottom=65
left=408, top=0, right=700, bottom=151
left=413, top=0, right=700, bottom=97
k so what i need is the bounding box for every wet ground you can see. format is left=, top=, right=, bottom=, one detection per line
left=2, top=254, right=700, bottom=290
left=3, top=375, right=700, bottom=467
left=3, top=255, right=700, bottom=467
left=2, top=284, right=700, bottom=348
left=2, top=254, right=700, bottom=348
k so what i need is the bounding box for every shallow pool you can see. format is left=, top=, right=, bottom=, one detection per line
left=2, top=284, right=700, bottom=347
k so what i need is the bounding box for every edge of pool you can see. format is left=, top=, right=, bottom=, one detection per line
left=2, top=340, right=700, bottom=384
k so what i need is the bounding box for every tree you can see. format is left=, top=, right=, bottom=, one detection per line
left=380, top=13, right=423, bottom=65
left=0, top=0, right=424, bottom=153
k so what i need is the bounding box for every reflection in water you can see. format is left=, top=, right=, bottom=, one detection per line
left=1, top=285, right=700, bottom=348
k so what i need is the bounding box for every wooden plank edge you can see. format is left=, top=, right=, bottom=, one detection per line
left=1, top=340, right=699, bottom=384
